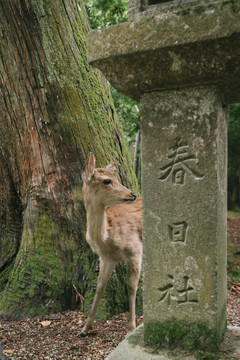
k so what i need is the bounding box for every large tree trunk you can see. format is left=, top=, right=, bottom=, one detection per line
left=0, top=0, right=139, bottom=319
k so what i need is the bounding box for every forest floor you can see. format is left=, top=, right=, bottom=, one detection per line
left=0, top=214, right=240, bottom=360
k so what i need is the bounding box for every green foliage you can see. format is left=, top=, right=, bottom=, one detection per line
left=228, top=103, right=240, bottom=176
left=84, top=0, right=128, bottom=29
left=110, top=86, right=140, bottom=144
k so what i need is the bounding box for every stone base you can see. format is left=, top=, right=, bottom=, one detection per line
left=106, top=324, right=240, bottom=360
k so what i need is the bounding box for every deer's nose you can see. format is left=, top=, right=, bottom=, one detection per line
left=131, top=192, right=137, bottom=200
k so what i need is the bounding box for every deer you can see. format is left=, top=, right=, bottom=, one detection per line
left=78, top=153, right=142, bottom=337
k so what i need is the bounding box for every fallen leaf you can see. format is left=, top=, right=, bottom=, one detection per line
left=3, top=349, right=15, bottom=354
left=40, top=320, right=51, bottom=327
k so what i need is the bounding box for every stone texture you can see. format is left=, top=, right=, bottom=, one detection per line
left=141, top=86, right=227, bottom=337
left=128, top=0, right=211, bottom=19
left=87, top=1, right=240, bottom=104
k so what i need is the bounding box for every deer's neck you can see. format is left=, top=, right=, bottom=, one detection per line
left=85, top=201, right=107, bottom=243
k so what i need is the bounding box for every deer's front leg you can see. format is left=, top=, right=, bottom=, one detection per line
left=127, top=257, right=141, bottom=333
left=78, top=257, right=115, bottom=337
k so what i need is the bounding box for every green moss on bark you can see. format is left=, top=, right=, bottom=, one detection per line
left=0, top=264, right=14, bottom=294
left=0, top=205, right=79, bottom=318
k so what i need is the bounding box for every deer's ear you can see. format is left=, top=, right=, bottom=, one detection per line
left=105, top=164, right=116, bottom=174
left=82, top=153, right=95, bottom=183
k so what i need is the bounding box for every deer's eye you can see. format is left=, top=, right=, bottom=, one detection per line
left=103, top=179, right=112, bottom=185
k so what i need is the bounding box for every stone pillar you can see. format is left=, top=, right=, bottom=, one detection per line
left=141, top=86, right=227, bottom=343
left=87, top=0, right=240, bottom=351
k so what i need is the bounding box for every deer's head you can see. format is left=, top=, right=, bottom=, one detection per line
left=82, top=153, right=136, bottom=207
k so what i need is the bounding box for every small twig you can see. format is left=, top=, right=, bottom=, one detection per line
left=73, top=285, right=85, bottom=312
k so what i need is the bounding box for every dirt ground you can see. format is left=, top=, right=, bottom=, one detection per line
left=0, top=215, right=239, bottom=360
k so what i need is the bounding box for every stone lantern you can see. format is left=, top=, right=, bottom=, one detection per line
left=87, top=0, right=240, bottom=355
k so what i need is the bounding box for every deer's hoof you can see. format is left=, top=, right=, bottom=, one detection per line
left=77, top=331, right=87, bottom=337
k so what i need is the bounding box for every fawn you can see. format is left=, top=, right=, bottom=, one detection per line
left=78, top=153, right=142, bottom=337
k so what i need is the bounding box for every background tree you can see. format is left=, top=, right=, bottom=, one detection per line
left=0, top=0, right=140, bottom=319
left=228, top=104, right=240, bottom=210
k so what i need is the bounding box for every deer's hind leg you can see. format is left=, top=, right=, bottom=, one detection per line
left=78, top=257, right=115, bottom=337
left=126, top=256, right=142, bottom=333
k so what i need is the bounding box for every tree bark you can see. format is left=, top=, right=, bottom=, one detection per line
left=0, top=0, right=139, bottom=319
